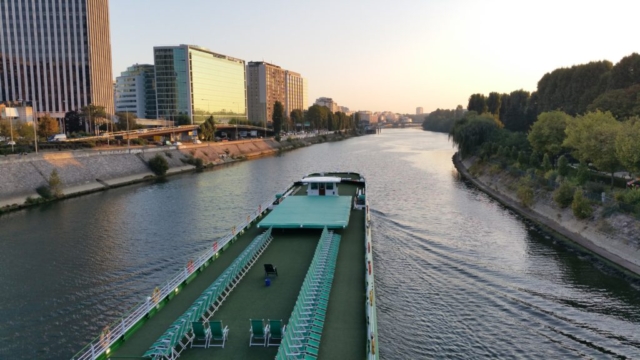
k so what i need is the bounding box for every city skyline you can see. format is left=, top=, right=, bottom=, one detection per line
left=108, top=1, right=640, bottom=115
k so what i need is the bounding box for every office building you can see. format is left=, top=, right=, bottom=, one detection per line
left=115, top=64, right=156, bottom=119
left=0, top=0, right=114, bottom=118
left=154, top=45, right=247, bottom=124
left=416, top=107, right=424, bottom=115
left=284, top=70, right=307, bottom=117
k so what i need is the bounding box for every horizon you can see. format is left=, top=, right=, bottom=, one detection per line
left=110, top=0, right=639, bottom=114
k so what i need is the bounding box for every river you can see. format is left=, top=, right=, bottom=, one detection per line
left=0, top=129, right=639, bottom=359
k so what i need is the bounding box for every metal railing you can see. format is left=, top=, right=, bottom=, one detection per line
left=71, top=198, right=275, bottom=360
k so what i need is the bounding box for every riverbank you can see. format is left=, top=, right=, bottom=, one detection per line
left=0, top=132, right=353, bottom=213
left=453, top=153, right=640, bottom=276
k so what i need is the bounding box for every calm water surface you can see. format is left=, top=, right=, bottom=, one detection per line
left=1, top=129, right=639, bottom=359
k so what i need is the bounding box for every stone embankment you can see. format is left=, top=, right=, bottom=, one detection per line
left=453, top=153, right=640, bottom=276
left=0, top=134, right=348, bottom=211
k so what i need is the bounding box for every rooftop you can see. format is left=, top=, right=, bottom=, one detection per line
left=258, top=196, right=352, bottom=229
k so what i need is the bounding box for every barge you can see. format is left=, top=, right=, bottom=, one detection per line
left=71, top=172, right=379, bottom=360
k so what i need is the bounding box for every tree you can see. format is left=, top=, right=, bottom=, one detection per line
left=527, top=111, right=571, bottom=158
left=307, top=105, right=323, bottom=130
left=80, top=104, right=107, bottom=135
left=563, top=111, right=622, bottom=187
left=587, top=84, right=640, bottom=119
left=467, top=94, right=487, bottom=114
left=608, top=53, right=640, bottom=90
left=38, top=114, right=60, bottom=139
left=148, top=154, right=169, bottom=176
left=199, top=116, right=216, bottom=141
left=486, top=92, right=502, bottom=117
left=557, top=155, right=569, bottom=176
left=542, top=153, right=552, bottom=172
left=115, top=112, right=138, bottom=131
left=65, top=110, right=84, bottom=134
left=16, top=121, right=35, bottom=143
left=290, top=109, right=303, bottom=131
left=0, top=119, right=16, bottom=140
left=502, top=90, right=531, bottom=132
left=448, top=112, right=499, bottom=157
left=175, top=114, right=191, bottom=126
left=272, top=101, right=284, bottom=135
left=615, top=119, right=640, bottom=176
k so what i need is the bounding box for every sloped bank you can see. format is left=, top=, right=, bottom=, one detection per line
left=453, top=153, right=640, bottom=276
left=0, top=133, right=352, bottom=213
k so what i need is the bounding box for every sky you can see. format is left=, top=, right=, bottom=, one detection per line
left=110, top=0, right=640, bottom=114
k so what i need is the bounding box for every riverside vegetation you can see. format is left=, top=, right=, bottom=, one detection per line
left=440, top=52, right=640, bottom=244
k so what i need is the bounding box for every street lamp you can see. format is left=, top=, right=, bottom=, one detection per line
left=232, top=102, right=239, bottom=140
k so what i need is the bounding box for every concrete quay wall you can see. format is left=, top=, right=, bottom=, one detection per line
left=0, top=138, right=290, bottom=208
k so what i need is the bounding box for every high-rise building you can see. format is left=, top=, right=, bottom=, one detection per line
left=284, top=70, right=306, bottom=117
left=416, top=107, right=424, bottom=115
left=246, top=61, right=285, bottom=125
left=154, top=45, right=247, bottom=124
left=115, top=64, right=156, bottom=119
left=0, top=0, right=114, bottom=118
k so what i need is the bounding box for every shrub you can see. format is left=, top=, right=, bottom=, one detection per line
left=557, top=155, right=569, bottom=176
left=517, top=179, right=535, bottom=207
left=48, top=169, right=63, bottom=198
left=585, top=181, right=605, bottom=195
left=542, top=153, right=552, bottom=172
left=575, top=162, right=589, bottom=185
left=554, top=182, right=575, bottom=208
left=36, top=185, right=53, bottom=199
left=148, top=154, right=169, bottom=176
left=165, top=151, right=173, bottom=158
left=545, top=170, right=558, bottom=182
left=194, top=158, right=204, bottom=170
left=275, top=135, right=281, bottom=142
left=529, top=152, right=540, bottom=168
left=572, top=189, right=593, bottom=219
left=615, top=189, right=640, bottom=206
left=517, top=151, right=528, bottom=166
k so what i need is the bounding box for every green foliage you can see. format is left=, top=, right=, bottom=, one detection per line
left=575, top=162, right=589, bottom=185
left=502, top=89, right=532, bottom=132
left=48, top=169, right=63, bottom=198
left=527, top=111, right=571, bottom=157
left=615, top=189, right=640, bottom=206
left=115, top=112, right=139, bottom=131
left=36, top=185, right=53, bottom=200
left=467, top=94, right=487, bottom=114
left=448, top=112, right=499, bottom=157
left=194, top=158, right=204, bottom=170
left=517, top=151, right=528, bottom=166
left=588, top=84, right=640, bottom=119
left=421, top=107, right=462, bottom=133
left=615, top=119, right=640, bottom=176
left=529, top=151, right=540, bottom=168
left=536, top=61, right=612, bottom=115
left=542, top=153, right=552, bottom=172
left=175, top=115, right=191, bottom=125
left=607, top=53, right=640, bottom=91
left=564, top=111, right=621, bottom=186
left=199, top=116, right=216, bottom=141
left=517, top=178, right=535, bottom=207
left=584, top=181, right=605, bottom=195
left=486, top=92, right=502, bottom=116
left=510, top=146, right=518, bottom=160
left=148, top=154, right=169, bottom=176
left=572, top=189, right=593, bottom=219
left=272, top=101, right=284, bottom=135
left=557, top=155, right=569, bottom=176
left=554, top=181, right=575, bottom=208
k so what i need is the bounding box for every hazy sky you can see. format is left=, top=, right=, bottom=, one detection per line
left=110, top=0, right=639, bottom=114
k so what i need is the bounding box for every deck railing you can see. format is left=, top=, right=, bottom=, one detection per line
left=364, top=183, right=380, bottom=360
left=71, top=198, right=275, bottom=360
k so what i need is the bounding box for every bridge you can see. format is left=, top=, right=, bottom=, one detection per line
left=66, top=124, right=274, bottom=143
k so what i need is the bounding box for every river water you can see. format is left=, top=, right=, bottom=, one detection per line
left=1, top=129, right=639, bottom=359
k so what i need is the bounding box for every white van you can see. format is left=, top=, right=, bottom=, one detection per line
left=48, top=134, right=67, bottom=142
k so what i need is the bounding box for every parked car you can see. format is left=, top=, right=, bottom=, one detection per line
left=173, top=141, right=183, bottom=146
left=48, top=134, right=67, bottom=142
left=627, top=179, right=640, bottom=189
left=193, top=139, right=202, bottom=144
left=7, top=140, right=16, bottom=145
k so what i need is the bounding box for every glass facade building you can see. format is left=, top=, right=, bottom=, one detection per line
left=154, top=45, right=247, bottom=124
left=115, top=64, right=156, bottom=119
left=0, top=0, right=113, bottom=118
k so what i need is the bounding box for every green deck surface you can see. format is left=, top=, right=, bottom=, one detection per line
left=108, top=179, right=366, bottom=360
left=257, top=196, right=353, bottom=229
